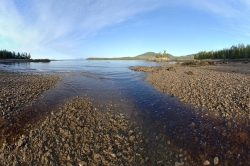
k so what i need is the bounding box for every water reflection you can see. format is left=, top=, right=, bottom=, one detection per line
left=0, top=62, right=31, bottom=71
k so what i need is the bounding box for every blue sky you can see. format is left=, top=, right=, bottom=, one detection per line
left=0, top=0, right=249, bottom=59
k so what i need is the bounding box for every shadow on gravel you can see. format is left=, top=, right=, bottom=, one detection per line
left=201, top=63, right=250, bottom=76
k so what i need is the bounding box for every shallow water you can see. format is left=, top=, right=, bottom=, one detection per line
left=0, top=60, right=196, bottom=138
left=1, top=60, right=250, bottom=165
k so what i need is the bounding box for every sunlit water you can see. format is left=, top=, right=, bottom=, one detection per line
left=0, top=60, right=196, bottom=139
left=1, top=60, right=249, bottom=165
left=0, top=60, right=194, bottom=116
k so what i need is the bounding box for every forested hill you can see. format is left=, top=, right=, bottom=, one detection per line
left=194, top=44, right=250, bottom=59
left=0, top=50, right=31, bottom=59
left=134, top=52, right=157, bottom=59
left=87, top=51, right=194, bottom=60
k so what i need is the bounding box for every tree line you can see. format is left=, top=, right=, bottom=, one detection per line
left=0, top=49, right=31, bottom=59
left=194, top=44, right=250, bottom=59
left=155, top=50, right=172, bottom=58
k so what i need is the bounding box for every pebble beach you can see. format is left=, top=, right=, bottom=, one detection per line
left=0, top=97, right=188, bottom=165
left=131, top=61, right=250, bottom=119
left=0, top=70, right=60, bottom=116
left=0, top=70, right=186, bottom=165
left=131, top=61, right=250, bottom=165
left=0, top=61, right=249, bottom=165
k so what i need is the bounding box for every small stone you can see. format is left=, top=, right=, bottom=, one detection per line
left=78, top=161, right=87, bottom=166
left=175, top=161, right=184, bottom=166
left=128, top=130, right=133, bottom=135
left=190, top=122, right=195, bottom=128
left=110, top=153, right=116, bottom=158
left=17, top=139, right=24, bottom=147
left=203, top=160, right=210, bottom=165
left=157, top=160, right=163, bottom=164
left=186, top=71, right=194, bottom=75
left=129, top=135, right=135, bottom=142
left=93, top=154, right=101, bottom=162
left=0, top=153, right=4, bottom=160
left=214, top=157, right=219, bottom=165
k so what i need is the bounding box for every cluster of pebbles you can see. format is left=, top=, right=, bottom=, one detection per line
left=0, top=97, right=188, bottom=165
left=132, top=62, right=250, bottom=119
left=0, top=70, right=60, bottom=116
left=1, top=62, right=249, bottom=165
left=131, top=62, right=250, bottom=165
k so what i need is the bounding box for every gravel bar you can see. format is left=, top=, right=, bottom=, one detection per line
left=131, top=61, right=250, bottom=165
left=0, top=70, right=60, bottom=116
left=0, top=97, right=186, bottom=165
left=131, top=62, right=250, bottom=119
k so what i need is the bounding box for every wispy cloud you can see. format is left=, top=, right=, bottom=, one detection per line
left=1, top=0, right=249, bottom=58
left=0, top=0, right=166, bottom=57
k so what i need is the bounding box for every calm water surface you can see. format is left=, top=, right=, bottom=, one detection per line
left=0, top=59, right=196, bottom=138
left=0, top=60, right=193, bottom=116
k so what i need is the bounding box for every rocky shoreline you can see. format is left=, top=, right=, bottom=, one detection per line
left=0, top=70, right=60, bottom=117
left=0, top=97, right=188, bottom=165
left=131, top=61, right=250, bottom=165
left=131, top=61, right=250, bottom=119
left=0, top=70, right=189, bottom=165
left=1, top=61, right=250, bottom=165
left=0, top=70, right=61, bottom=148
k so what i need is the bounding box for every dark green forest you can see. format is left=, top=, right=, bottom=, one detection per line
left=194, top=44, right=250, bottom=59
left=0, top=50, right=31, bottom=59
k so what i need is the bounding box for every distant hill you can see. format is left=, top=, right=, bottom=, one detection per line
left=134, top=52, right=157, bottom=59
left=87, top=52, right=158, bottom=60
left=87, top=52, right=194, bottom=60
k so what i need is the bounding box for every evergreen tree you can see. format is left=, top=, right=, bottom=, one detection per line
left=0, top=50, right=31, bottom=59
left=194, top=43, right=250, bottom=59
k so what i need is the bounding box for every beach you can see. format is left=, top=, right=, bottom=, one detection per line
left=0, top=61, right=250, bottom=165
left=0, top=71, right=60, bottom=116
left=0, top=97, right=188, bottom=165
left=0, top=69, right=186, bottom=165
left=131, top=61, right=250, bottom=165
left=131, top=61, right=250, bottom=119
